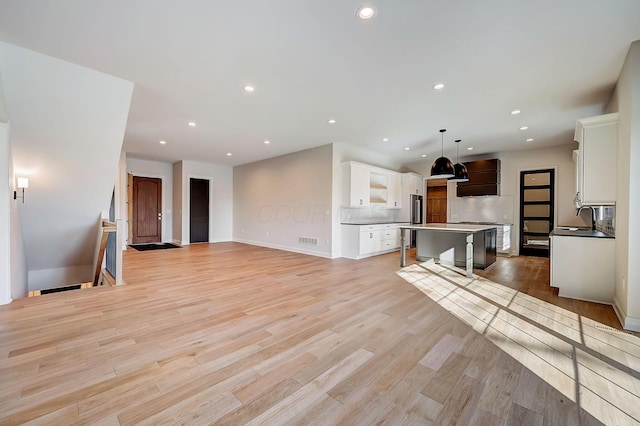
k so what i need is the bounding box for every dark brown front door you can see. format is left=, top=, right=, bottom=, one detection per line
left=132, top=176, right=162, bottom=244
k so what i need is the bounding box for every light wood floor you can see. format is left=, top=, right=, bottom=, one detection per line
left=0, top=243, right=634, bottom=424
left=476, top=256, right=623, bottom=330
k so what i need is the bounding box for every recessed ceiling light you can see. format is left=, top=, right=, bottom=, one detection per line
left=226, top=152, right=232, bottom=156
left=520, top=126, right=529, bottom=130
left=382, top=138, right=389, bottom=142
left=467, top=147, right=474, bottom=151
left=188, top=121, right=196, bottom=127
left=433, top=83, right=445, bottom=90
left=421, top=154, right=427, bottom=158
left=159, top=140, right=166, bottom=145
left=356, top=6, right=375, bottom=19
left=243, top=85, right=255, bottom=93
left=264, top=140, right=270, bottom=144
left=404, top=147, right=410, bottom=151
left=328, top=119, right=336, bottom=124
left=526, top=138, right=534, bottom=142
left=511, top=109, right=521, bottom=115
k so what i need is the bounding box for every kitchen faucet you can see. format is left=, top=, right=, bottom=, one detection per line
left=576, top=205, right=596, bottom=231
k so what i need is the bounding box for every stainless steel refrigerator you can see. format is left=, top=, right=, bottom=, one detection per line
left=410, top=194, right=423, bottom=247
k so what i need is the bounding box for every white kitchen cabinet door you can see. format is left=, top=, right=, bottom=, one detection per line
left=575, top=113, right=618, bottom=205
left=550, top=235, right=615, bottom=303
left=359, top=230, right=378, bottom=254
left=402, top=173, right=423, bottom=196
left=343, top=163, right=371, bottom=207
left=386, top=173, right=402, bottom=208
left=496, top=224, right=511, bottom=255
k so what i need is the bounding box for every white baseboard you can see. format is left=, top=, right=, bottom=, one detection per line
left=233, top=238, right=333, bottom=259
left=612, top=295, right=640, bottom=332
left=623, top=315, right=640, bottom=332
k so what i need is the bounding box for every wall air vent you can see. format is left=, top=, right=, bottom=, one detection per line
left=298, top=237, right=319, bottom=246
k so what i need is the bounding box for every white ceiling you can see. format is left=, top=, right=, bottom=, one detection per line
left=1, top=0, right=639, bottom=167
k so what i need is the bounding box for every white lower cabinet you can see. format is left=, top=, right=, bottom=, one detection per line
left=550, top=235, right=615, bottom=304
left=496, top=224, right=512, bottom=256
left=359, top=229, right=379, bottom=255
left=342, top=223, right=408, bottom=259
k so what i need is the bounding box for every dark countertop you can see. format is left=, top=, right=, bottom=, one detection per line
left=550, top=228, right=614, bottom=239
left=452, top=221, right=514, bottom=226
left=341, top=221, right=410, bottom=225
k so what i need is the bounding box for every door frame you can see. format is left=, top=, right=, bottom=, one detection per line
left=515, top=166, right=558, bottom=256
left=185, top=174, right=213, bottom=245
left=128, top=172, right=167, bottom=244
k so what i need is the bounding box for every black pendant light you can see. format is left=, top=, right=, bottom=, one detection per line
left=450, top=139, right=469, bottom=182
left=430, top=129, right=455, bottom=178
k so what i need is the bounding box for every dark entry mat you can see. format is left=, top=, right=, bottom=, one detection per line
left=41, top=285, right=82, bottom=294
left=129, top=243, right=181, bottom=251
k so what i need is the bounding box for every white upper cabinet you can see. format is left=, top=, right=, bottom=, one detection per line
left=402, top=173, right=424, bottom=196
left=386, top=172, right=402, bottom=208
left=574, top=113, right=618, bottom=205
left=342, top=162, right=405, bottom=209
left=343, top=162, right=370, bottom=207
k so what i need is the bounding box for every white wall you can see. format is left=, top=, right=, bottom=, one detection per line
left=178, top=160, right=233, bottom=245
left=607, top=40, right=640, bottom=331
left=126, top=156, right=173, bottom=243
left=0, top=42, right=133, bottom=290
left=172, top=161, right=183, bottom=244
left=1, top=74, right=27, bottom=303
left=234, top=144, right=333, bottom=257
left=0, top=120, right=11, bottom=304
left=7, top=124, right=27, bottom=301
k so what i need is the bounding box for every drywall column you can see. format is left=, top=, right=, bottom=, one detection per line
left=608, top=40, right=640, bottom=331
left=628, top=42, right=640, bottom=330
left=0, top=121, right=10, bottom=304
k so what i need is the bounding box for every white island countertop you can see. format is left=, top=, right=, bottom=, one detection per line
left=399, top=223, right=497, bottom=232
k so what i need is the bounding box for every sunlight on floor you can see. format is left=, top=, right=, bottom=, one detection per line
left=398, top=261, right=640, bottom=425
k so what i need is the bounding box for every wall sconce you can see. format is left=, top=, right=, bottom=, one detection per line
left=14, top=177, right=29, bottom=203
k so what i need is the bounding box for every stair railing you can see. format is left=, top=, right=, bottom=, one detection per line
left=92, top=218, right=123, bottom=286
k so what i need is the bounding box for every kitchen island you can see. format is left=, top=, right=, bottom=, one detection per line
left=399, top=223, right=497, bottom=277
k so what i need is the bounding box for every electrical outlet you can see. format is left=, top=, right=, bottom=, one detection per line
left=266, top=231, right=269, bottom=237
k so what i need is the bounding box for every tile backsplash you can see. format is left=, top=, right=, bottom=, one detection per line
left=595, top=206, right=615, bottom=236
left=448, top=194, right=515, bottom=224
left=340, top=206, right=397, bottom=224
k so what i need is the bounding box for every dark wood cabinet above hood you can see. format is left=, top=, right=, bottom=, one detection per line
left=456, top=159, right=500, bottom=197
